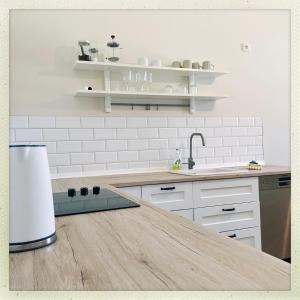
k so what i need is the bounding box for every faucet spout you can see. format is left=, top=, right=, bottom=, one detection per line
left=188, top=133, right=205, bottom=169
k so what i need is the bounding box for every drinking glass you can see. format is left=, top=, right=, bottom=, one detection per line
left=122, top=70, right=133, bottom=91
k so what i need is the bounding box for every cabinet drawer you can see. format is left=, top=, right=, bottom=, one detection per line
left=193, top=177, right=259, bottom=208
left=220, top=227, right=262, bottom=250
left=142, top=182, right=193, bottom=211
left=194, top=201, right=260, bottom=232
left=119, top=186, right=141, bottom=199
left=171, top=209, right=194, bottom=221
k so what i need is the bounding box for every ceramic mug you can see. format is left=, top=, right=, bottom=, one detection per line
left=202, top=61, right=215, bottom=70
left=183, top=59, right=193, bottom=69
left=192, top=62, right=201, bottom=69
left=150, top=59, right=162, bottom=67
left=172, top=61, right=182, bottom=68
left=137, top=57, right=149, bottom=66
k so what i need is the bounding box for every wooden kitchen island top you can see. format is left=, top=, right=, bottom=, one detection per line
left=10, top=181, right=290, bottom=291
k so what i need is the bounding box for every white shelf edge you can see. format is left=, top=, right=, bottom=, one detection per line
left=73, top=60, right=228, bottom=77
left=75, top=90, right=228, bottom=100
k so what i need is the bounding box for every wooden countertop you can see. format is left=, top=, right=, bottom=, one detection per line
left=10, top=183, right=290, bottom=291
left=52, top=165, right=290, bottom=189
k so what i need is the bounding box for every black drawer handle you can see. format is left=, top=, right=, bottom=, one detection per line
left=222, top=208, right=236, bottom=212
left=228, top=234, right=237, bottom=238
left=161, top=187, right=176, bottom=191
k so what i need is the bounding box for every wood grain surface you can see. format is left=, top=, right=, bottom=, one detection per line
left=10, top=184, right=290, bottom=291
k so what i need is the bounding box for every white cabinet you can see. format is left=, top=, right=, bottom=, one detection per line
left=142, top=182, right=193, bottom=211
left=219, top=227, right=262, bottom=250
left=193, top=177, right=259, bottom=208
left=118, top=186, right=142, bottom=199
left=171, top=209, right=194, bottom=221
left=194, top=201, right=260, bottom=232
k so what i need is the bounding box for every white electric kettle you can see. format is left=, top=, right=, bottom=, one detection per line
left=9, top=145, right=57, bottom=252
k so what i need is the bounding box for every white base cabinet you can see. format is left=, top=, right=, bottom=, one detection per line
left=219, top=227, right=262, bottom=250
left=118, top=177, right=261, bottom=250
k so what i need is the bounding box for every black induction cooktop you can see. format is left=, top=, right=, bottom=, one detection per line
left=53, top=186, right=140, bottom=217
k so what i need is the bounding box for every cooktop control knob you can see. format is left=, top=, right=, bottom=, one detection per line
left=93, top=186, right=100, bottom=195
left=80, top=187, right=88, bottom=196
left=68, top=188, right=76, bottom=197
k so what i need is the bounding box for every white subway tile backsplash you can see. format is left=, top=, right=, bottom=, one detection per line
left=187, top=117, right=204, bottom=128
left=56, top=117, right=80, bottom=128
left=29, top=116, right=55, bottom=128
left=10, top=116, right=28, bottom=128
left=118, top=151, right=138, bottom=162
left=69, top=129, right=93, bottom=140
left=197, top=147, right=215, bottom=158
left=117, top=129, right=138, bottom=139
left=167, top=117, right=186, bottom=127
left=215, top=127, right=231, bottom=137
left=222, top=117, right=238, bottom=127
left=139, top=150, right=159, bottom=161
left=48, top=153, right=70, bottom=166
left=95, top=152, right=117, bottom=163
left=126, top=117, right=147, bottom=128
left=178, top=128, right=195, bottom=138
left=231, top=127, right=247, bottom=136
left=57, top=141, right=81, bottom=153
left=105, top=117, right=126, bottom=128
left=138, top=128, right=158, bottom=138
left=148, top=117, right=167, bottom=128
left=83, top=164, right=106, bottom=172
left=159, top=128, right=177, bottom=138
left=205, top=117, right=222, bottom=127
left=106, top=140, right=127, bottom=151
left=71, top=153, right=94, bottom=164
left=107, top=163, right=128, bottom=170
left=247, top=127, right=263, bottom=136
left=128, top=161, right=149, bottom=169
left=232, top=146, right=247, bottom=156
left=82, top=141, right=105, bottom=152
left=215, top=147, right=231, bottom=157
left=10, top=115, right=264, bottom=175
left=127, top=139, right=148, bottom=150
left=148, top=139, right=168, bottom=150
left=81, top=117, right=104, bottom=128
left=206, top=137, right=223, bottom=147
left=94, top=129, right=116, bottom=140
left=223, top=137, right=239, bottom=146
left=239, top=137, right=256, bottom=146
left=238, top=117, right=254, bottom=127
left=15, top=129, right=43, bottom=141
left=43, top=129, right=68, bottom=141
left=50, top=167, right=58, bottom=174
left=58, top=165, right=82, bottom=174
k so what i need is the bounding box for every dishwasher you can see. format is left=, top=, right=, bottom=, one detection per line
left=259, top=174, right=291, bottom=261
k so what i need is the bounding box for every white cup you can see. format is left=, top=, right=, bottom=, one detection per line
left=150, top=59, right=162, bottom=67
left=137, top=57, right=149, bottom=66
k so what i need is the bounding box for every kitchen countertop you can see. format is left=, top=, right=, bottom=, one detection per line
left=10, top=167, right=290, bottom=290
left=52, top=165, right=290, bottom=188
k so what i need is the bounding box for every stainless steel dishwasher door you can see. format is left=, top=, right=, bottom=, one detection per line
left=259, top=175, right=291, bottom=260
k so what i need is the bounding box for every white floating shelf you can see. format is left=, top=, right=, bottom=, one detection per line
left=75, top=90, right=228, bottom=101
left=74, top=61, right=228, bottom=78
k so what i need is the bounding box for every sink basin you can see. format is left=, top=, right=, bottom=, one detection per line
left=169, top=167, right=251, bottom=176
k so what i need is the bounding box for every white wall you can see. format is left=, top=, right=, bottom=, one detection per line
left=9, top=9, right=290, bottom=166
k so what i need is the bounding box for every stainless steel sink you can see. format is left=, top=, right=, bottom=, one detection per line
left=169, top=167, right=251, bottom=176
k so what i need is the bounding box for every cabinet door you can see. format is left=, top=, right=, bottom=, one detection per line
left=142, top=182, right=193, bottom=211
left=118, top=186, right=141, bottom=199
left=171, top=209, right=194, bottom=221
left=193, top=177, right=259, bottom=208
left=220, top=227, right=262, bottom=250
left=194, top=201, right=260, bottom=232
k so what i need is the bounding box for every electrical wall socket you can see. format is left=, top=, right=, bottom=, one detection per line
left=241, top=43, right=250, bottom=52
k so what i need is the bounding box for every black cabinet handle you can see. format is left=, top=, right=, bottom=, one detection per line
left=222, top=208, right=236, bottom=212
left=228, top=234, right=237, bottom=238
left=161, top=186, right=176, bottom=191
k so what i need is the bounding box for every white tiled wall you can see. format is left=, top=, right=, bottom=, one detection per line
left=9, top=116, right=264, bottom=176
